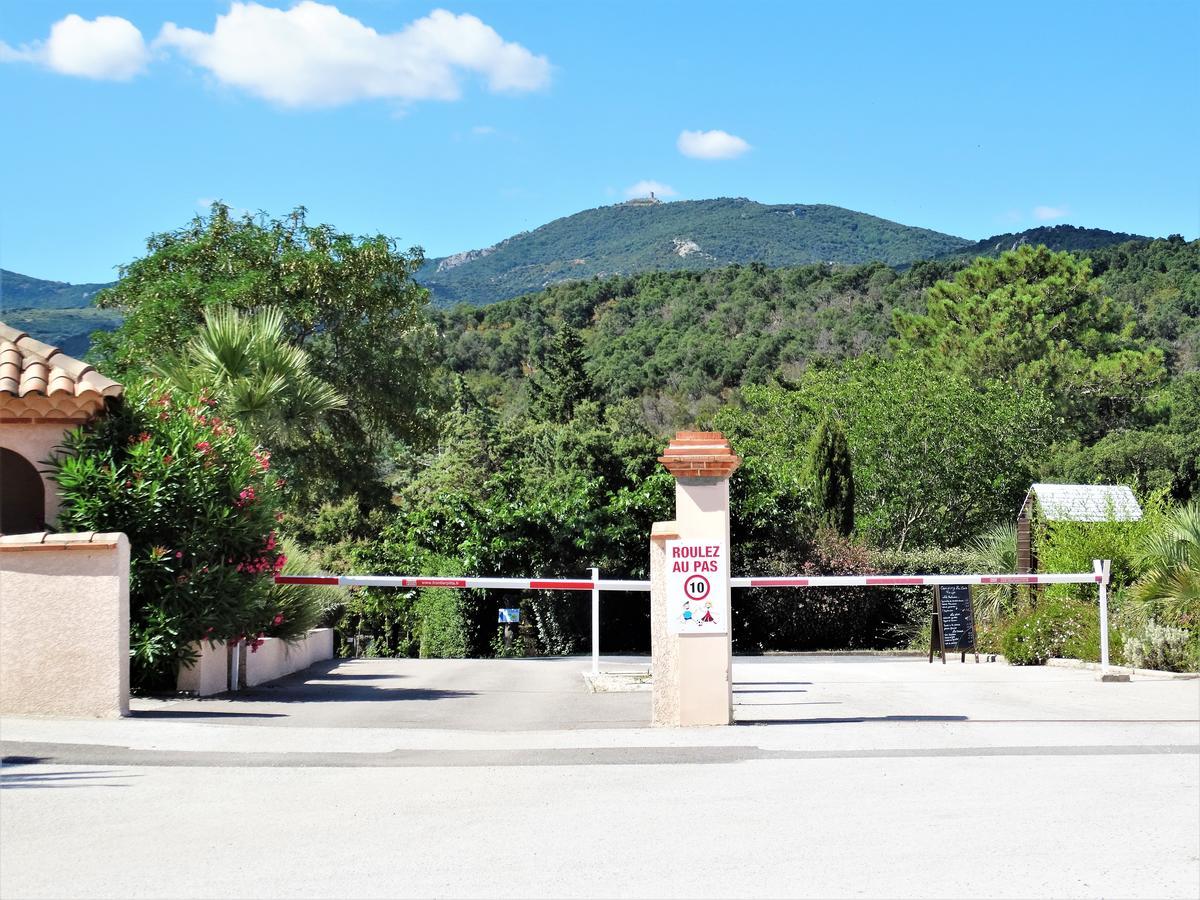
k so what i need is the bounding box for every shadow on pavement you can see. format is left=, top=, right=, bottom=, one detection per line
left=132, top=710, right=286, bottom=719
left=0, top=764, right=136, bottom=789
left=230, top=684, right=477, bottom=704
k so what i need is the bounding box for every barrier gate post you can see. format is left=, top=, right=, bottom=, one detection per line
left=590, top=566, right=600, bottom=677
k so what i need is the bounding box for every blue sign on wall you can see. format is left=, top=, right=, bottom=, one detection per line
left=498, top=608, right=520, bottom=623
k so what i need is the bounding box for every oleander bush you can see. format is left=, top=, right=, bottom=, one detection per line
left=50, top=378, right=290, bottom=691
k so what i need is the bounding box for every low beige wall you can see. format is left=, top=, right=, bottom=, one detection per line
left=177, top=640, right=229, bottom=697
left=241, top=628, right=334, bottom=688
left=0, top=531, right=130, bottom=717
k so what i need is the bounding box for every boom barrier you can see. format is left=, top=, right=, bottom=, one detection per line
left=276, top=571, right=1107, bottom=590
left=276, top=561, right=1114, bottom=676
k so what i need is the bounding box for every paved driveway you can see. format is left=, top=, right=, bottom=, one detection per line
left=111, top=653, right=1200, bottom=731
left=3, top=656, right=1198, bottom=899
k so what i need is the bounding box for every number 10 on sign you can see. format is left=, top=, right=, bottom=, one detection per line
left=666, top=539, right=729, bottom=635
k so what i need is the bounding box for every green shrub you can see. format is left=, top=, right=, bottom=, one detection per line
left=733, top=532, right=878, bottom=651
left=1036, top=493, right=1167, bottom=599
left=1001, top=597, right=1118, bottom=665
left=1122, top=621, right=1199, bottom=673
left=51, top=378, right=285, bottom=690
left=869, top=546, right=981, bottom=647
left=416, top=589, right=468, bottom=658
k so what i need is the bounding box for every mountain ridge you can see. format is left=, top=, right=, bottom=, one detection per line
left=0, top=203, right=1161, bottom=354
left=416, top=198, right=975, bottom=306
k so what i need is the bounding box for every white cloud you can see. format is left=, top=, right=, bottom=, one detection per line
left=471, top=125, right=497, bottom=135
left=677, top=129, right=751, bottom=160
left=1033, top=205, right=1068, bottom=221
left=155, top=2, right=551, bottom=108
left=624, top=180, right=676, bottom=199
left=0, top=14, right=149, bottom=80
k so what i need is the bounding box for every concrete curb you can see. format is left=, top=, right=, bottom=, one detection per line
left=1045, top=658, right=1199, bottom=680
left=582, top=670, right=652, bottom=693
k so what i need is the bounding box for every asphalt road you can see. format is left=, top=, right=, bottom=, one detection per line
left=2, top=656, right=1198, bottom=899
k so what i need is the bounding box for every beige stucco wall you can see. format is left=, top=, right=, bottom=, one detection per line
left=1, top=420, right=75, bottom=526
left=650, top=521, right=680, bottom=726
left=241, top=628, right=334, bottom=688
left=177, top=640, right=229, bottom=697
left=0, top=532, right=130, bottom=717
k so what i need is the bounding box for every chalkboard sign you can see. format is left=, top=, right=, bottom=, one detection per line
left=930, top=584, right=978, bottom=663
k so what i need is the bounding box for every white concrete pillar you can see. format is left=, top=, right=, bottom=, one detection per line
left=651, top=432, right=741, bottom=726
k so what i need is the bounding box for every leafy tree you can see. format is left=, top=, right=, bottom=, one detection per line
left=808, top=415, right=854, bottom=536
left=91, top=203, right=436, bottom=509
left=893, top=245, right=1165, bottom=439
left=718, top=356, right=1051, bottom=549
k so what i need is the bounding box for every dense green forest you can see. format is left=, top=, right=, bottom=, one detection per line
left=23, top=204, right=1200, bottom=677
left=435, top=236, right=1199, bottom=421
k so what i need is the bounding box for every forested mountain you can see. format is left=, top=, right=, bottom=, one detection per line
left=416, top=199, right=973, bottom=306
left=435, top=237, right=1200, bottom=424
left=0, top=269, right=121, bottom=357
left=953, top=224, right=1148, bottom=258
left=0, top=208, right=1176, bottom=358
left=0, top=269, right=113, bottom=310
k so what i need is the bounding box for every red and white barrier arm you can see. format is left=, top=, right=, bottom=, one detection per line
left=274, top=574, right=652, bottom=592
left=276, top=570, right=1107, bottom=590
left=731, top=571, right=1107, bottom=588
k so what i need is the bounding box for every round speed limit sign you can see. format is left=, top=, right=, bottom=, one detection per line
left=684, top=574, right=710, bottom=601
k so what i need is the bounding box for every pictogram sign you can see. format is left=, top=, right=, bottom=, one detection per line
left=666, top=539, right=728, bottom=635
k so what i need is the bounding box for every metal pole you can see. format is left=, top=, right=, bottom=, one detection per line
left=590, top=567, right=600, bottom=676
left=1095, top=559, right=1111, bottom=673
left=229, top=639, right=241, bottom=692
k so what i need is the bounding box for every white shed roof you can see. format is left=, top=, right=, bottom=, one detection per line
left=1027, top=483, right=1142, bottom=522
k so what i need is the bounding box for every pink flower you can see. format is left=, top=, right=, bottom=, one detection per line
left=195, top=441, right=212, bottom=455
left=273, top=614, right=284, bottom=626
left=163, top=454, right=173, bottom=465
left=175, top=551, right=183, bottom=559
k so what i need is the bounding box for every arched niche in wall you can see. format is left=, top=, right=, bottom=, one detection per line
left=0, top=447, right=46, bottom=534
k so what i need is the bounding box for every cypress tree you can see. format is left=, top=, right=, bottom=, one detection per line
left=808, top=416, right=855, bottom=536
left=529, top=325, right=595, bottom=421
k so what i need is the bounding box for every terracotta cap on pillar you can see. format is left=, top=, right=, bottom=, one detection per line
left=658, top=431, right=742, bottom=480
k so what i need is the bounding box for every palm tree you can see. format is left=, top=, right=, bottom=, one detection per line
left=155, top=306, right=345, bottom=446
left=1131, top=502, right=1200, bottom=628
left=968, top=522, right=1020, bottom=624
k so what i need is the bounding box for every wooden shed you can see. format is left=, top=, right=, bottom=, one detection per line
left=1016, top=483, right=1143, bottom=573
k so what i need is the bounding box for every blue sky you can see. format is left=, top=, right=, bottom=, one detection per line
left=1, top=0, right=1197, bottom=285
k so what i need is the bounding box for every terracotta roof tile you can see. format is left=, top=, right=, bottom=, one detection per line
left=0, top=322, right=122, bottom=401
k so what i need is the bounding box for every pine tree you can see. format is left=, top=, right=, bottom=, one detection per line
left=808, top=416, right=855, bottom=536
left=529, top=325, right=595, bottom=421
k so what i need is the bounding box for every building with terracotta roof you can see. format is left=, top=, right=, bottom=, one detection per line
left=0, top=322, right=122, bottom=532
